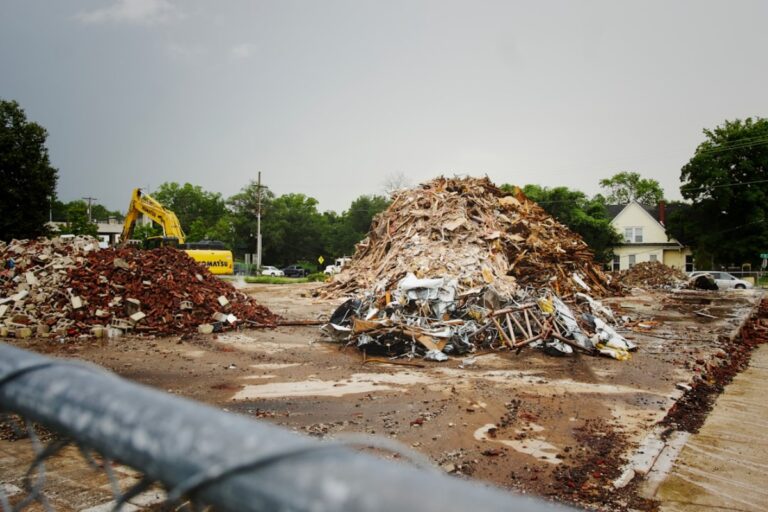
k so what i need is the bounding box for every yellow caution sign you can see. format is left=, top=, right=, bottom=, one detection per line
left=318, top=255, right=324, bottom=265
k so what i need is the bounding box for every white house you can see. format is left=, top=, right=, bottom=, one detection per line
left=607, top=201, right=693, bottom=272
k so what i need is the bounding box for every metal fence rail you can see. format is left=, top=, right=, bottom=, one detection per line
left=0, top=343, right=569, bottom=511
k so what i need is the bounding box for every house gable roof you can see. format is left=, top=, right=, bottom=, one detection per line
left=608, top=201, right=685, bottom=247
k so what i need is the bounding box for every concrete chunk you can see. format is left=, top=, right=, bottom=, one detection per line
left=113, top=258, right=130, bottom=270
left=25, top=272, right=38, bottom=286
left=71, top=296, right=83, bottom=309
left=130, top=311, right=146, bottom=323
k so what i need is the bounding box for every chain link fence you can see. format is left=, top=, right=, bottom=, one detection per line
left=0, top=343, right=569, bottom=511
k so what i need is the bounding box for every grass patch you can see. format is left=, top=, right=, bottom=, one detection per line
left=307, top=272, right=329, bottom=282
left=244, top=276, right=309, bottom=284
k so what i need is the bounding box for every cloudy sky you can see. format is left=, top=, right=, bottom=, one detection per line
left=2, top=0, right=767, bottom=214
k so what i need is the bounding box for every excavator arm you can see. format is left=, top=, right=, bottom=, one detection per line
left=120, top=188, right=233, bottom=275
left=120, top=189, right=185, bottom=244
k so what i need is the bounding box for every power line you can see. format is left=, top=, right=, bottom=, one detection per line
left=680, top=178, right=768, bottom=193
left=695, top=135, right=768, bottom=155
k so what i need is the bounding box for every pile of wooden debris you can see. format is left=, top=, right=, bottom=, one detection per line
left=323, top=176, right=613, bottom=298
left=612, top=261, right=688, bottom=289
left=319, top=176, right=636, bottom=362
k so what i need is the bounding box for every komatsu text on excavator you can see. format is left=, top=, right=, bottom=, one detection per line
left=120, top=189, right=233, bottom=275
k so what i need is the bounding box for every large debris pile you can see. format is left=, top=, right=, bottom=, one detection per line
left=323, top=176, right=612, bottom=298
left=612, top=261, right=688, bottom=289
left=0, top=237, right=277, bottom=338
left=320, top=176, right=632, bottom=362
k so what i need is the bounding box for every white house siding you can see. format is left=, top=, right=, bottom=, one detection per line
left=609, top=202, right=691, bottom=271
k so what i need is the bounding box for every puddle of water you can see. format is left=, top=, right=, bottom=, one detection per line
left=435, top=368, right=659, bottom=396
left=242, top=374, right=277, bottom=380
left=249, top=363, right=301, bottom=370
left=474, top=423, right=561, bottom=465
left=233, top=372, right=433, bottom=400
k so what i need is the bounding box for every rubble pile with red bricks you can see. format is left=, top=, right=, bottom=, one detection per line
left=0, top=236, right=277, bottom=338
left=322, top=176, right=613, bottom=298
left=611, top=261, right=688, bottom=290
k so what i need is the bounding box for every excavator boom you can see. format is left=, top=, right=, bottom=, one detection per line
left=120, top=189, right=233, bottom=275
left=121, top=189, right=186, bottom=243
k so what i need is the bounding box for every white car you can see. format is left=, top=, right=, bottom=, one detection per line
left=324, top=265, right=339, bottom=275
left=260, top=265, right=284, bottom=277
left=689, top=271, right=752, bottom=290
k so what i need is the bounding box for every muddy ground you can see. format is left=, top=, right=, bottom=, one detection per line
left=0, top=284, right=763, bottom=511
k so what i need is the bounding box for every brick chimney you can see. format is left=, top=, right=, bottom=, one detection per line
left=658, top=201, right=666, bottom=226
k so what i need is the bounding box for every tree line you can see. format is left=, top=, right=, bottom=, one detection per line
left=3, top=97, right=768, bottom=269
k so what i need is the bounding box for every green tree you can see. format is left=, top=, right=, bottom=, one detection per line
left=89, top=203, right=123, bottom=222
left=227, top=180, right=275, bottom=255
left=152, top=182, right=227, bottom=240
left=680, top=117, right=768, bottom=266
left=132, top=222, right=163, bottom=241
left=59, top=201, right=98, bottom=237
left=0, top=100, right=58, bottom=241
left=599, top=171, right=665, bottom=205
left=316, top=195, right=391, bottom=260
left=504, top=184, right=622, bottom=263
left=261, top=193, right=326, bottom=265
left=346, top=195, right=390, bottom=233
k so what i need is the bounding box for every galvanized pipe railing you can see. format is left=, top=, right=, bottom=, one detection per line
left=0, top=343, right=570, bottom=511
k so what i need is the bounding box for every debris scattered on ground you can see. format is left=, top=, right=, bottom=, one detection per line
left=0, top=237, right=277, bottom=338
left=660, top=298, right=768, bottom=434
left=321, top=272, right=635, bottom=361
left=322, top=176, right=614, bottom=298
left=611, top=261, right=688, bottom=290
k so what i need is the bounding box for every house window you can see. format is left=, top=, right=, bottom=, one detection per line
left=649, top=254, right=658, bottom=262
left=628, top=254, right=636, bottom=268
left=613, top=255, right=620, bottom=271
left=685, top=255, right=694, bottom=273
left=623, top=227, right=643, bottom=243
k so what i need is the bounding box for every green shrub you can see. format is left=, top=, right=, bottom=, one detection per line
left=306, top=272, right=328, bottom=282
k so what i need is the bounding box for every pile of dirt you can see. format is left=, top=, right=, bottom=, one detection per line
left=612, top=261, right=688, bottom=289
left=0, top=237, right=277, bottom=338
left=323, top=176, right=613, bottom=298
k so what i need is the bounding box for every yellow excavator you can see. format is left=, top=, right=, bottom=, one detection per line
left=120, top=189, right=233, bottom=275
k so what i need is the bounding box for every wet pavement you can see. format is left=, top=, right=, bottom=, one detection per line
left=0, top=283, right=764, bottom=511
left=655, top=343, right=768, bottom=512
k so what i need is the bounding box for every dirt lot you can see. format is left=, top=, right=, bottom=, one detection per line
left=1, top=283, right=763, bottom=510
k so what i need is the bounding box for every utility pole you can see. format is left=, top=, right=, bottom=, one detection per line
left=82, top=196, right=97, bottom=222
left=256, top=172, right=262, bottom=272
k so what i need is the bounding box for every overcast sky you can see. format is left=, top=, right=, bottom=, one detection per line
left=2, top=0, right=767, bottom=214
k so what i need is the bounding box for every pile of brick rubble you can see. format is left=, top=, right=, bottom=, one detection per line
left=0, top=236, right=277, bottom=339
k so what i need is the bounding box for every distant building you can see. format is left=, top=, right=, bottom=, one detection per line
left=607, top=201, right=693, bottom=272
left=47, top=217, right=123, bottom=248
